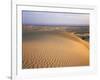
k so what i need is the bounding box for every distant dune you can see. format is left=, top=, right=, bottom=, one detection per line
left=22, top=31, right=89, bottom=69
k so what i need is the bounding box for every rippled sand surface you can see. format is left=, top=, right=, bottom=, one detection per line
left=22, top=31, right=89, bottom=69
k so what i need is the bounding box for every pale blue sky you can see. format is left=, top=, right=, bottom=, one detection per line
left=22, top=10, right=89, bottom=26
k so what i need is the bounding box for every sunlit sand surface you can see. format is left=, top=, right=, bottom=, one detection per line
left=22, top=31, right=89, bottom=69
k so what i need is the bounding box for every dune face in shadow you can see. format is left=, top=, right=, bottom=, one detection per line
left=22, top=31, right=89, bottom=69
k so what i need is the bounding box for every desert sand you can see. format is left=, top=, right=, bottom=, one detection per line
left=22, top=31, right=89, bottom=69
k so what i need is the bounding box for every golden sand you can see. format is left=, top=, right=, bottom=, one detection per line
left=22, top=32, right=89, bottom=69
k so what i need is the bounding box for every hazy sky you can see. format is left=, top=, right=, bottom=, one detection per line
left=22, top=10, right=89, bottom=26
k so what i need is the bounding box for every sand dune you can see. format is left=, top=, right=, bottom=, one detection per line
left=22, top=31, right=89, bottom=69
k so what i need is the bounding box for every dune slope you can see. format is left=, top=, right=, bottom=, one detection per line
left=22, top=31, right=89, bottom=69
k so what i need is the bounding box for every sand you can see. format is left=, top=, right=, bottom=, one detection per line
left=22, top=31, right=89, bottom=69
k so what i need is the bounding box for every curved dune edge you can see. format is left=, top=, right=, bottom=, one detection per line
left=60, top=32, right=89, bottom=49
left=22, top=31, right=89, bottom=69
